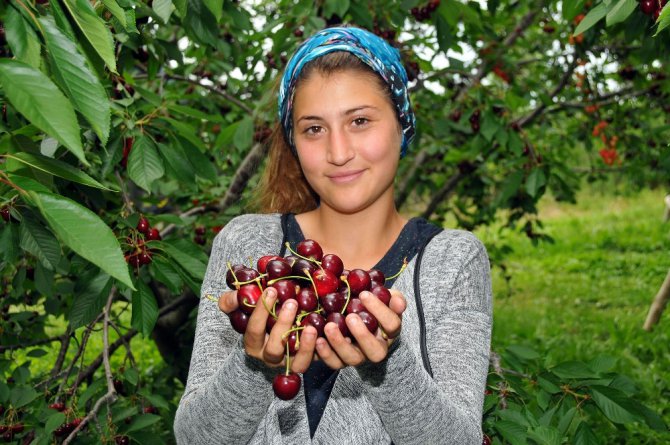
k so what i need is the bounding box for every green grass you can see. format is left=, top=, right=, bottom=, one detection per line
left=475, top=185, right=670, bottom=443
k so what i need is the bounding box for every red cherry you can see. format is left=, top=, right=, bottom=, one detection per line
left=0, top=207, right=9, bottom=222
left=347, top=269, right=371, bottom=296
left=482, top=434, right=492, bottom=445
left=136, top=216, right=150, bottom=234
left=640, top=0, right=657, bottom=14
left=296, top=239, right=323, bottom=261
left=48, top=402, right=66, bottom=411
left=270, top=279, right=299, bottom=304
left=287, top=331, right=299, bottom=355
left=371, top=286, right=392, bottom=305
left=229, top=310, right=249, bottom=334
left=225, top=264, right=246, bottom=289
left=311, top=269, right=339, bottom=297
left=0, top=427, right=6, bottom=434
left=257, top=255, right=281, bottom=274
left=139, top=251, right=152, bottom=265
left=300, top=313, right=326, bottom=337
left=320, top=291, right=346, bottom=314
left=10, top=423, right=23, bottom=433
left=368, top=269, right=385, bottom=287
left=321, top=254, right=344, bottom=277
left=194, top=234, right=206, bottom=245
left=358, top=311, right=378, bottom=333
left=295, top=288, right=318, bottom=312
left=266, top=258, right=292, bottom=280
left=146, top=228, right=161, bottom=241
left=127, top=254, right=142, bottom=268
left=272, top=372, right=301, bottom=400
left=291, top=258, right=317, bottom=277
left=143, top=405, right=158, bottom=414
left=195, top=225, right=206, bottom=235
left=237, top=284, right=262, bottom=315
left=115, top=436, right=130, bottom=445
left=326, top=312, right=349, bottom=337
left=345, top=298, right=365, bottom=315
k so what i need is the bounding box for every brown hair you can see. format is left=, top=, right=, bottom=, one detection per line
left=252, top=52, right=391, bottom=214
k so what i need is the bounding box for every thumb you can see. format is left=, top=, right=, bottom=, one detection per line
left=218, top=291, right=239, bottom=314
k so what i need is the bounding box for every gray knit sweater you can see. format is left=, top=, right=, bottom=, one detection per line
left=174, top=213, right=492, bottom=444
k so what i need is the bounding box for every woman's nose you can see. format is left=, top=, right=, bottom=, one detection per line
left=326, top=128, right=355, bottom=165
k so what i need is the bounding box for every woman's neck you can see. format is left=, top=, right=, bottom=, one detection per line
left=295, top=198, right=407, bottom=271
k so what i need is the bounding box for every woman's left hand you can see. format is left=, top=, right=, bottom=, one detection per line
left=315, top=289, right=406, bottom=368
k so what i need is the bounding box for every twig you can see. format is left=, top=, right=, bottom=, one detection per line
left=159, top=205, right=205, bottom=238
left=57, top=315, right=102, bottom=396
left=0, top=335, right=63, bottom=352
left=50, top=330, right=73, bottom=379
left=108, top=319, right=137, bottom=369
left=115, top=171, right=135, bottom=213
left=489, top=351, right=509, bottom=410
left=63, top=289, right=118, bottom=444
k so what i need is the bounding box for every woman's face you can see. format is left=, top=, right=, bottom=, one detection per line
left=292, top=69, right=402, bottom=215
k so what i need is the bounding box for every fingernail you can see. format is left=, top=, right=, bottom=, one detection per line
left=284, top=300, right=297, bottom=310
left=265, top=287, right=276, bottom=298
left=359, top=291, right=370, bottom=300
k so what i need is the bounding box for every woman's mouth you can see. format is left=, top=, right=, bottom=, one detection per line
left=327, top=169, right=365, bottom=184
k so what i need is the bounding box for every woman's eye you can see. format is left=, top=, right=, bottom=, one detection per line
left=305, top=126, right=322, bottom=134
left=353, top=117, right=369, bottom=126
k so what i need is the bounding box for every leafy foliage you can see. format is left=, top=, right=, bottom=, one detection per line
left=0, top=0, right=668, bottom=443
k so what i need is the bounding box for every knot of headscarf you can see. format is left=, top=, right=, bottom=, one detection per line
left=278, top=26, right=415, bottom=158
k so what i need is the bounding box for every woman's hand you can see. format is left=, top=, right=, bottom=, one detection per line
left=218, top=287, right=318, bottom=373
left=315, top=290, right=406, bottom=369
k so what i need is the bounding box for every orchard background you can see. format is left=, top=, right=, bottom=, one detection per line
left=0, top=0, right=669, bottom=443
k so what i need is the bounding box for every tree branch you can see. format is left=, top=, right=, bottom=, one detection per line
left=157, top=73, right=253, bottom=115
left=63, top=289, right=118, bottom=444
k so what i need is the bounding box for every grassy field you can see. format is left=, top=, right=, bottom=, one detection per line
left=474, top=184, right=670, bottom=443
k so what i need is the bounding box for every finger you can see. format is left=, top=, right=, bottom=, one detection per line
left=315, top=337, right=346, bottom=369
left=218, top=291, right=238, bottom=314
left=360, top=292, right=402, bottom=340
left=388, top=290, right=407, bottom=315
left=243, top=288, right=277, bottom=353
left=263, top=299, right=299, bottom=364
left=324, top=321, right=367, bottom=366
left=290, top=326, right=317, bottom=373
left=345, top=314, right=388, bottom=363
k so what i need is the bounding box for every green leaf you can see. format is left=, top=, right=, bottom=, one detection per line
left=637, top=403, right=668, bottom=431
left=494, top=420, right=527, bottom=445
left=7, top=152, right=115, bottom=191
left=50, top=0, right=76, bottom=40
left=0, top=382, right=9, bottom=403
left=562, top=0, right=588, bottom=20
left=606, top=0, right=637, bottom=26
left=588, top=355, right=617, bottom=373
left=203, top=0, right=224, bottom=21
left=40, top=16, right=111, bottom=145
left=127, top=136, right=165, bottom=193
left=574, top=421, right=600, bottom=445
left=132, top=280, right=159, bottom=337
left=62, top=0, right=118, bottom=73
left=233, top=117, right=254, bottom=150
left=551, top=361, right=595, bottom=379
left=175, top=136, right=216, bottom=182
left=5, top=6, right=41, bottom=68
left=150, top=255, right=183, bottom=294
left=184, top=0, right=219, bottom=47
left=507, top=344, right=540, bottom=361
left=7, top=174, right=52, bottom=193
left=124, top=367, right=139, bottom=386
left=527, top=425, right=560, bottom=445
left=46, top=412, right=66, bottom=434
left=159, top=241, right=207, bottom=281
left=557, top=406, right=577, bottom=435
left=0, top=59, right=87, bottom=166
left=19, top=213, right=61, bottom=271
left=28, top=191, right=135, bottom=290
left=525, top=168, right=546, bottom=198
left=153, top=0, right=176, bottom=23
left=322, top=0, right=350, bottom=18
left=574, top=3, right=610, bottom=35
left=69, top=273, right=112, bottom=329
left=0, top=223, right=21, bottom=263
left=10, top=386, right=37, bottom=408
left=590, top=385, right=644, bottom=424
left=654, top=4, right=670, bottom=35
left=497, top=170, right=524, bottom=205
left=102, top=0, right=127, bottom=28
left=157, top=141, right=196, bottom=184
left=124, top=413, right=161, bottom=433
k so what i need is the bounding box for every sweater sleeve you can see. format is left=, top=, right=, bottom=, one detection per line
left=173, top=215, right=280, bottom=444
left=356, top=231, right=492, bottom=445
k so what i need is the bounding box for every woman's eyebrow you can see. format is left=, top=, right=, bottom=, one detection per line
left=296, top=106, right=380, bottom=123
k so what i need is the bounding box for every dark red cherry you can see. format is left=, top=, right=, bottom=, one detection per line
left=345, top=298, right=365, bottom=315
left=311, top=269, right=339, bottom=297
left=347, top=269, right=371, bottom=296
left=321, top=254, right=344, bottom=277
left=237, top=284, right=262, bottom=315
left=358, top=311, right=378, bottom=333
left=236, top=267, right=260, bottom=284
left=225, top=264, right=246, bottom=289
left=139, top=251, right=152, bottom=265
left=287, top=331, right=299, bottom=355
left=266, top=258, right=292, bottom=280
left=300, top=313, right=326, bottom=337
left=482, top=434, right=491, bottom=445
left=296, top=239, right=323, bottom=261
left=292, top=258, right=317, bottom=277
left=257, top=255, right=281, bottom=274
left=368, top=269, right=385, bottom=287
left=320, top=291, right=345, bottom=314
left=296, top=288, right=318, bottom=312
left=229, top=309, right=249, bottom=334
left=326, top=312, right=349, bottom=337
left=271, top=279, right=299, bottom=304
left=136, top=216, right=150, bottom=234
left=371, top=286, right=392, bottom=305
left=273, top=372, right=301, bottom=400
left=640, top=0, right=657, bottom=14
left=146, top=228, right=161, bottom=241
left=283, top=255, right=299, bottom=267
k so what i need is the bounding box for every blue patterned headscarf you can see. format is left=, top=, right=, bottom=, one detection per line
left=278, top=26, right=416, bottom=158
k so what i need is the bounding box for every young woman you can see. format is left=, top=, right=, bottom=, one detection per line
left=174, top=26, right=492, bottom=444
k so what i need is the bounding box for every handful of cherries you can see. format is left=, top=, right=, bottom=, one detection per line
left=219, top=239, right=402, bottom=401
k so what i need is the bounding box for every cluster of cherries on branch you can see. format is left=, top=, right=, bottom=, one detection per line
left=640, top=0, right=667, bottom=21
left=221, top=239, right=403, bottom=400
left=124, top=216, right=161, bottom=268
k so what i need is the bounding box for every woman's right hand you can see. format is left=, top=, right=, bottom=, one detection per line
left=218, top=287, right=317, bottom=373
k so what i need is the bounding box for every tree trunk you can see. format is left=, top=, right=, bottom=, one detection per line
left=643, top=268, right=670, bottom=331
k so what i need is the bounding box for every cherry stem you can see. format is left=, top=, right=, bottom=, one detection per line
left=266, top=275, right=309, bottom=286
left=303, top=268, right=319, bottom=297
left=385, top=257, right=408, bottom=281
left=284, top=241, right=321, bottom=265
left=340, top=278, right=352, bottom=314
left=285, top=341, right=291, bottom=375
left=281, top=325, right=305, bottom=341
left=226, top=262, right=240, bottom=289
left=205, top=294, right=218, bottom=302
